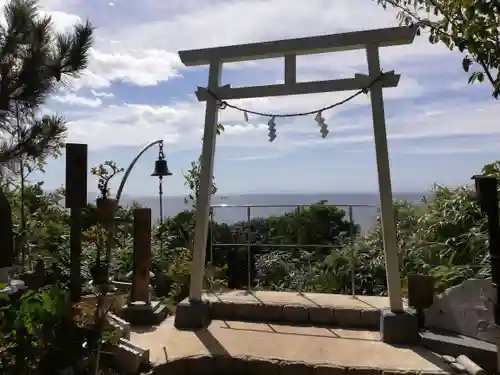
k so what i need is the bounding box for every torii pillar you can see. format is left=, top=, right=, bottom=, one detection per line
left=174, top=26, right=420, bottom=343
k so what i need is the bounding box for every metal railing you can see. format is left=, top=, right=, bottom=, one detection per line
left=208, top=203, right=380, bottom=296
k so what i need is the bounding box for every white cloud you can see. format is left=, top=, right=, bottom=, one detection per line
left=52, top=93, right=102, bottom=108
left=61, top=86, right=500, bottom=158
left=20, top=0, right=496, bottom=160
left=91, top=90, right=114, bottom=98
left=67, top=48, right=183, bottom=90
left=65, top=102, right=195, bottom=148
left=38, top=0, right=454, bottom=90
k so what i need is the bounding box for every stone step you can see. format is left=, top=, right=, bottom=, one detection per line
left=209, top=298, right=380, bottom=328
left=203, top=291, right=387, bottom=329
left=420, top=329, right=496, bottom=373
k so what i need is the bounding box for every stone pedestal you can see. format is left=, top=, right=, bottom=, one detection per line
left=130, top=208, right=152, bottom=304
left=122, top=301, right=168, bottom=325
left=380, top=308, right=420, bottom=344
left=174, top=298, right=212, bottom=330
left=122, top=208, right=167, bottom=326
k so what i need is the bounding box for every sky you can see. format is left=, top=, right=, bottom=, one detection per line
left=12, top=0, right=500, bottom=196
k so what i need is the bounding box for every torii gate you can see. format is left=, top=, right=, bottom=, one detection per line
left=176, top=26, right=416, bottom=327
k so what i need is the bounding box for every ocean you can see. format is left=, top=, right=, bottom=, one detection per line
left=115, top=192, right=427, bottom=231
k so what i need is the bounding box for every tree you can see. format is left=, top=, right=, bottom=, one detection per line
left=374, top=0, right=500, bottom=98
left=0, top=0, right=93, bottom=166
left=183, top=123, right=225, bottom=208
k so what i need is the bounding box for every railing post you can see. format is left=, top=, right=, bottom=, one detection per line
left=297, top=205, right=302, bottom=245
left=349, top=205, right=356, bottom=297
left=209, top=207, right=214, bottom=265
left=247, top=206, right=252, bottom=292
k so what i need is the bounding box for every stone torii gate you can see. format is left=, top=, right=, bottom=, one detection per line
left=175, top=26, right=417, bottom=329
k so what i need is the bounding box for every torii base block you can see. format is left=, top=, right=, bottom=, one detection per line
left=380, top=308, right=420, bottom=344
left=174, top=298, right=211, bottom=330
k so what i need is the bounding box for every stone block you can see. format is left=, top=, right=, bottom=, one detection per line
left=233, top=302, right=262, bottom=321
left=218, top=355, right=249, bottom=374
left=360, top=309, right=380, bottom=328
left=382, top=371, right=418, bottom=375
left=347, top=366, right=382, bottom=375
left=309, top=307, right=336, bottom=326
left=174, top=298, right=212, bottom=330
left=261, top=303, right=284, bottom=322
left=246, top=357, right=280, bottom=375
left=160, top=358, right=188, bottom=375
left=456, top=355, right=487, bottom=375
left=279, top=360, right=313, bottom=375
left=185, top=354, right=215, bottom=375
left=441, top=355, right=456, bottom=364
left=211, top=301, right=235, bottom=320
left=380, top=309, right=419, bottom=345
left=110, top=338, right=149, bottom=374
left=122, top=301, right=168, bottom=326
left=283, top=305, right=309, bottom=324
left=450, top=362, right=466, bottom=373
left=334, top=307, right=362, bottom=327
left=313, top=364, right=347, bottom=375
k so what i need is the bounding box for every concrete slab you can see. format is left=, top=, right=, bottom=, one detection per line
left=130, top=318, right=451, bottom=374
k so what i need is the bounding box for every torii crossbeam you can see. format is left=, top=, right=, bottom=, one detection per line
left=176, top=26, right=417, bottom=328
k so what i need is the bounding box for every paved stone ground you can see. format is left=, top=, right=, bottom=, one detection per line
left=131, top=318, right=450, bottom=374
left=130, top=292, right=449, bottom=374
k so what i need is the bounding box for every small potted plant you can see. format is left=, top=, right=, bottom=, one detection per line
left=91, top=160, right=124, bottom=224
left=407, top=268, right=435, bottom=328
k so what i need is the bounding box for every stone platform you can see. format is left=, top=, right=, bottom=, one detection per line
left=130, top=317, right=451, bottom=375
left=202, top=290, right=406, bottom=329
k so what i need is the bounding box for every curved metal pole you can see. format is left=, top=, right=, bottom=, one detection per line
left=116, top=139, right=163, bottom=205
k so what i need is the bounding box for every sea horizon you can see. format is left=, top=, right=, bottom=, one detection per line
left=96, top=191, right=430, bottom=231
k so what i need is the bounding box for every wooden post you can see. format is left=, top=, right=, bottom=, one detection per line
left=366, top=45, right=403, bottom=312
left=472, top=175, right=500, bottom=372
left=131, top=208, right=152, bottom=303
left=65, top=143, right=88, bottom=303
left=189, top=61, right=222, bottom=301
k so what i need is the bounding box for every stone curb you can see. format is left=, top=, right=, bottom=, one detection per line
left=151, top=354, right=451, bottom=375
left=210, top=300, right=381, bottom=329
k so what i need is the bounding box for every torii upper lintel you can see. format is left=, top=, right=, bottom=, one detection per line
left=178, top=26, right=416, bottom=66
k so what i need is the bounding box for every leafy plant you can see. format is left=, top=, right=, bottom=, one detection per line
left=374, top=0, right=500, bottom=97
left=90, top=161, right=124, bottom=199
left=0, top=0, right=93, bottom=165
left=0, top=286, right=116, bottom=375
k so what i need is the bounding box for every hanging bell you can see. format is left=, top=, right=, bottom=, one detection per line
left=151, top=158, right=172, bottom=177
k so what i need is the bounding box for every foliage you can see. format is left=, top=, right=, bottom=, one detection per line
left=374, top=0, right=500, bottom=98
left=0, top=0, right=93, bottom=165
left=90, top=160, right=124, bottom=199
left=183, top=122, right=225, bottom=208
left=0, top=286, right=116, bottom=375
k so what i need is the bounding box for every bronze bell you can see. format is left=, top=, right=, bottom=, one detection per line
left=151, top=158, right=172, bottom=177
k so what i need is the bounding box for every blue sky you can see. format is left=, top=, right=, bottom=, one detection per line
left=18, top=0, right=500, bottom=196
